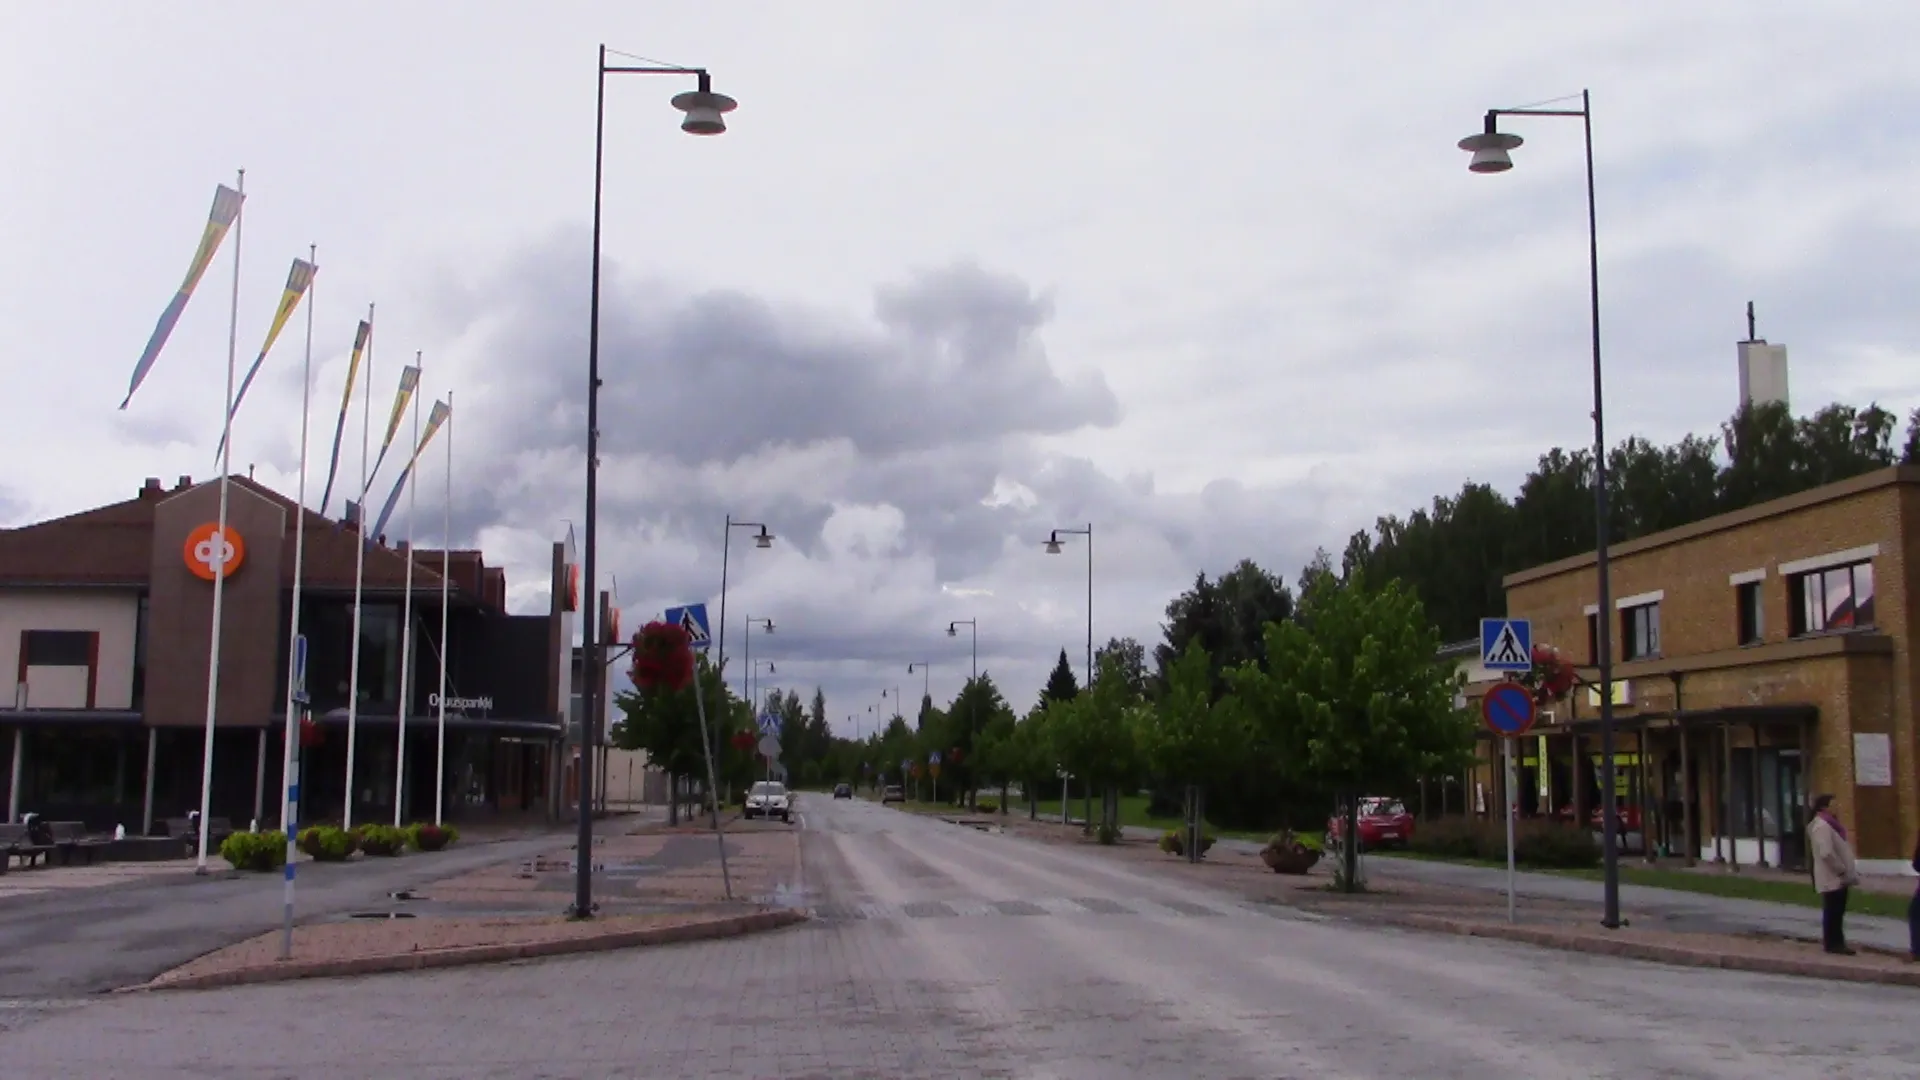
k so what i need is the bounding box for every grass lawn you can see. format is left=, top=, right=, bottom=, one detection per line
left=1003, top=792, right=1310, bottom=845
left=1375, top=850, right=1913, bottom=921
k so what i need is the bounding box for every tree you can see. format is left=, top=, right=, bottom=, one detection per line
left=1045, top=649, right=1143, bottom=834
left=1230, top=568, right=1472, bottom=891
left=1134, top=641, right=1245, bottom=838
left=939, top=674, right=1014, bottom=805
left=1041, top=649, right=1079, bottom=707
left=1153, top=560, right=1293, bottom=696
left=611, top=653, right=737, bottom=823
left=1093, top=637, right=1150, bottom=701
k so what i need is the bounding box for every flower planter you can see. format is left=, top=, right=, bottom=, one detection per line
left=1261, top=843, right=1322, bottom=875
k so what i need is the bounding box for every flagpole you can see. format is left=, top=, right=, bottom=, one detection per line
left=196, top=168, right=244, bottom=874
left=393, top=353, right=422, bottom=828
left=279, top=242, right=316, bottom=960
left=435, top=391, right=452, bottom=826
left=343, top=303, right=373, bottom=832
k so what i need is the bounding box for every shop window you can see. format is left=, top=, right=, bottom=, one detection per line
left=23, top=629, right=92, bottom=667
left=1620, top=602, right=1660, bottom=660
left=1789, top=561, right=1875, bottom=637
left=1735, top=582, right=1763, bottom=646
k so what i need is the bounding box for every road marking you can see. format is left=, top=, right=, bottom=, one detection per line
left=808, top=896, right=1328, bottom=924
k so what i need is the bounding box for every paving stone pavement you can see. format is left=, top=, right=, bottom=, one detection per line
left=2, top=795, right=1918, bottom=1078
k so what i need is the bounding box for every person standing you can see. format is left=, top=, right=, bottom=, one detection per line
left=1808, top=793, right=1861, bottom=955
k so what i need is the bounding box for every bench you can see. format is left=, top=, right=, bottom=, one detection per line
left=162, top=816, right=235, bottom=852
left=47, top=821, right=112, bottom=866
left=0, top=823, right=55, bottom=871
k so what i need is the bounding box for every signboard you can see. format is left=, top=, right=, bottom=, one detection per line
left=1854, top=733, right=1893, bottom=787
left=928, top=751, right=942, bottom=765
left=291, top=634, right=309, bottom=705
left=757, top=710, right=782, bottom=737
left=758, top=733, right=781, bottom=759
left=662, top=603, right=712, bottom=651
left=184, top=522, right=246, bottom=581
left=1480, top=681, right=1537, bottom=737
left=1480, top=618, right=1532, bottom=672
left=429, top=693, right=495, bottom=712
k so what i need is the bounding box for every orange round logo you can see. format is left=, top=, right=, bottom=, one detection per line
left=184, top=522, right=246, bottom=581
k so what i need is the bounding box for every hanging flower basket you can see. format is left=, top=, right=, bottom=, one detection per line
left=629, top=621, right=695, bottom=691
left=731, top=730, right=757, bottom=754
left=299, top=715, right=325, bottom=748
left=948, top=747, right=964, bottom=766
left=1522, top=643, right=1578, bottom=705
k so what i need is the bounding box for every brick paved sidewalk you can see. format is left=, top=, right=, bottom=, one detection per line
left=127, top=814, right=805, bottom=991
left=975, top=810, right=1920, bottom=985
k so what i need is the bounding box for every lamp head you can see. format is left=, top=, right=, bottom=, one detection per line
left=947, top=624, right=958, bottom=637
left=754, top=527, right=773, bottom=549
left=1458, top=130, right=1523, bottom=174
left=762, top=619, right=774, bottom=633
left=671, top=73, right=736, bottom=136
left=1044, top=532, right=1063, bottom=554
left=907, top=663, right=917, bottom=674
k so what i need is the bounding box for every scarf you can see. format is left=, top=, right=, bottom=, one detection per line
left=1817, top=809, right=1847, bottom=841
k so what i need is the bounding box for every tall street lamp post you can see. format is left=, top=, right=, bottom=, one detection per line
left=576, top=44, right=737, bottom=920
left=716, top=517, right=773, bottom=682
left=1459, top=88, right=1620, bottom=929
left=741, top=616, right=774, bottom=712
left=947, top=619, right=978, bottom=785
left=753, top=660, right=776, bottom=712
left=906, top=661, right=931, bottom=716
left=1045, top=526, right=1094, bottom=686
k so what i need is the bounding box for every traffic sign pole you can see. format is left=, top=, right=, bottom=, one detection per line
left=1504, top=735, right=1517, bottom=924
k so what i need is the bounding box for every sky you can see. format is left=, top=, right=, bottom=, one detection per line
left=5, top=3, right=1919, bottom=735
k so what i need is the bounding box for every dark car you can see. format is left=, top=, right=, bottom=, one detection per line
left=833, top=783, right=853, bottom=799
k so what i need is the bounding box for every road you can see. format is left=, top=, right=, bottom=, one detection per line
left=1, top=796, right=1916, bottom=1078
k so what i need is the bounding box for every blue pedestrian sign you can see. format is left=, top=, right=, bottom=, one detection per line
left=928, top=751, right=941, bottom=765
left=663, top=603, right=712, bottom=651
left=757, top=710, right=782, bottom=736
left=1480, top=618, right=1532, bottom=672
left=291, top=634, right=310, bottom=706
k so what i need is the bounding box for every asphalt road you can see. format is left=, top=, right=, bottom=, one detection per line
left=1, top=796, right=1917, bottom=1078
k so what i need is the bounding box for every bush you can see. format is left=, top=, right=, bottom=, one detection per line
left=1157, top=827, right=1216, bottom=858
left=298, top=825, right=357, bottom=861
left=352, top=823, right=408, bottom=857
left=220, top=830, right=288, bottom=872
left=1405, top=817, right=1600, bottom=869
left=406, top=822, right=459, bottom=852
left=976, top=799, right=999, bottom=814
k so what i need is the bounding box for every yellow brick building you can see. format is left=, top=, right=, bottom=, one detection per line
left=1466, top=466, right=1918, bottom=869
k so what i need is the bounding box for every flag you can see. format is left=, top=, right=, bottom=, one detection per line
left=215, top=257, right=317, bottom=459
left=318, top=320, right=371, bottom=516
left=120, top=183, right=245, bottom=409
left=367, top=365, right=420, bottom=489
left=368, top=399, right=450, bottom=544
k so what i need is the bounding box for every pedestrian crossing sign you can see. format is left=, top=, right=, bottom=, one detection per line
left=663, top=603, right=712, bottom=651
left=1480, top=618, right=1533, bottom=672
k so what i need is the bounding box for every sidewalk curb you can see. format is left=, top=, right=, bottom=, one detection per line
left=1376, top=912, right=1920, bottom=987
left=119, top=908, right=808, bottom=994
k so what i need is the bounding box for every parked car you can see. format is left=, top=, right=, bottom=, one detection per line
left=1326, top=797, right=1415, bottom=850
left=881, top=785, right=905, bottom=804
left=745, top=781, right=792, bottom=822
left=833, top=783, right=853, bottom=799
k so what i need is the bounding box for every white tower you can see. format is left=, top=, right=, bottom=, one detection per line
left=1737, top=301, right=1789, bottom=410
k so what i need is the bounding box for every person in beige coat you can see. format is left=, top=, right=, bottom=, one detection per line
left=1809, top=793, right=1862, bottom=955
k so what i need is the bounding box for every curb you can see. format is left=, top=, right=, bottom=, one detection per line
left=121, top=908, right=808, bottom=994
left=1376, top=912, right=1920, bottom=988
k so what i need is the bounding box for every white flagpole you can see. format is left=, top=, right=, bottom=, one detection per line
left=435, top=391, right=452, bottom=825
left=279, top=242, right=316, bottom=960
left=343, top=303, right=373, bottom=832
left=196, top=168, right=245, bottom=874
left=392, top=352, right=422, bottom=827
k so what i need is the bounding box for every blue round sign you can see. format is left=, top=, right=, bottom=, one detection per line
left=1481, top=681, right=1537, bottom=737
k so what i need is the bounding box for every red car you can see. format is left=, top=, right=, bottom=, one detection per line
left=1326, top=797, right=1415, bottom=850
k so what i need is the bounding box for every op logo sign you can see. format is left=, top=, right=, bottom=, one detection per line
left=183, top=522, right=246, bottom=581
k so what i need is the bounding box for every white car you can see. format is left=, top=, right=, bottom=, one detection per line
left=744, top=781, right=792, bottom=822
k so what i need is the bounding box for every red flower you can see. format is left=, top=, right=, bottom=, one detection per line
left=629, top=621, right=695, bottom=691
left=1525, top=643, right=1578, bottom=705
left=730, top=730, right=756, bottom=753
left=948, top=747, right=964, bottom=765
left=299, top=715, right=325, bottom=748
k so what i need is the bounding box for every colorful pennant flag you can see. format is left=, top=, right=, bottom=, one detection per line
left=367, top=364, right=421, bottom=489
left=120, top=183, right=245, bottom=409
left=368, top=399, right=451, bottom=544
left=215, top=256, right=317, bottom=459
left=318, top=319, right=372, bottom=516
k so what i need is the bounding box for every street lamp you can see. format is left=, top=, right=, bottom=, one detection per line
left=1460, top=89, right=1620, bottom=930
left=881, top=686, right=904, bottom=722
left=1045, top=526, right=1094, bottom=687
left=906, top=661, right=931, bottom=720
left=576, top=44, right=737, bottom=921
left=741, top=616, right=773, bottom=711
left=715, top=517, right=774, bottom=688
left=753, top=660, right=776, bottom=712
left=947, top=620, right=977, bottom=683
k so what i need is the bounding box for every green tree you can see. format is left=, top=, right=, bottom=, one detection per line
left=1093, top=637, right=1150, bottom=701
left=611, top=653, right=737, bottom=823
left=1134, top=641, right=1245, bottom=835
left=1153, top=560, right=1294, bottom=695
left=1231, top=568, right=1472, bottom=891
left=1041, top=649, right=1079, bottom=707
left=1046, top=650, right=1143, bottom=833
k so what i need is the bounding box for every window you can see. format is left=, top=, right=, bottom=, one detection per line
left=1586, top=612, right=1600, bottom=665
left=1736, top=582, right=1763, bottom=646
left=1790, top=560, right=1875, bottom=636
left=23, top=630, right=92, bottom=667
left=132, top=597, right=150, bottom=707
left=1620, top=602, right=1660, bottom=660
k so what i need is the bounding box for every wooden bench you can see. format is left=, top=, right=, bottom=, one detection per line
left=47, top=821, right=112, bottom=866
left=0, top=823, right=55, bottom=871
left=162, top=816, right=235, bottom=852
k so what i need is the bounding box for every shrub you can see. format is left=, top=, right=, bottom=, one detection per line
left=406, top=822, right=458, bottom=852
left=298, top=825, right=357, bottom=861
left=1157, top=827, right=1216, bottom=858
left=1404, top=817, right=1600, bottom=869
left=976, top=799, right=999, bottom=814
left=1406, top=817, right=1484, bottom=860
left=220, top=830, right=288, bottom=872
left=352, top=823, right=408, bottom=857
